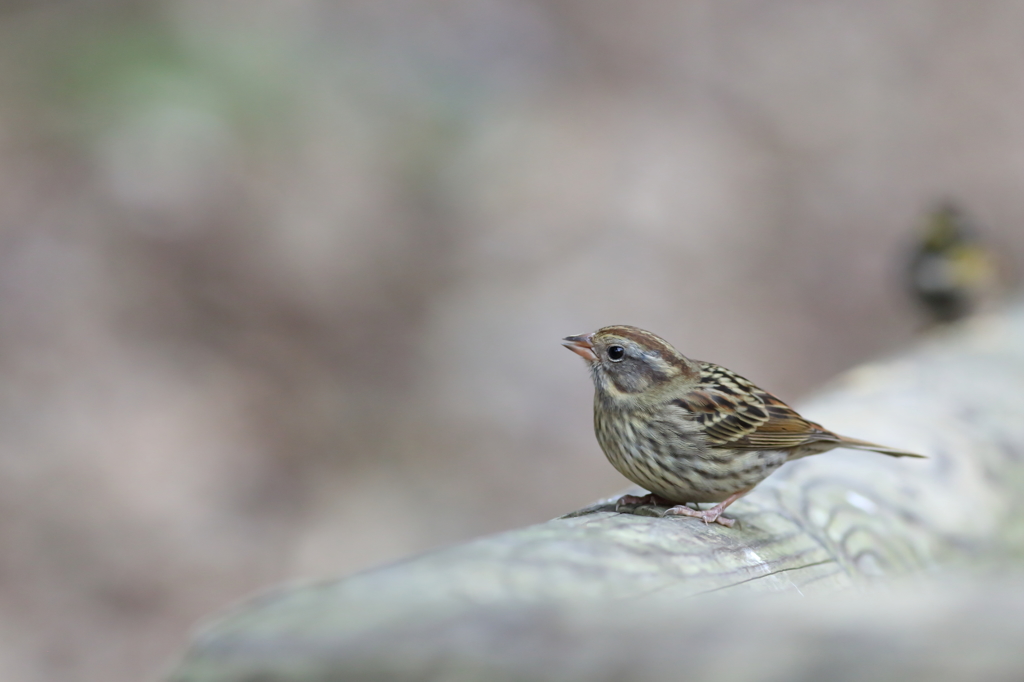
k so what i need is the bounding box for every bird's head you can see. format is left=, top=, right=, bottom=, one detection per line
left=562, top=325, right=698, bottom=406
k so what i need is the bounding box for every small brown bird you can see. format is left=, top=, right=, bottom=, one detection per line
left=908, top=202, right=997, bottom=324
left=563, top=325, right=923, bottom=527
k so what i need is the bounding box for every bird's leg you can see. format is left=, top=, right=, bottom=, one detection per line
left=663, top=489, right=751, bottom=528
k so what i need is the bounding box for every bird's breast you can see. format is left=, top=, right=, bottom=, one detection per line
left=592, top=402, right=787, bottom=503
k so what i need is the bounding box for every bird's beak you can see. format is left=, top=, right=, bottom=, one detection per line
left=562, top=333, right=597, bottom=362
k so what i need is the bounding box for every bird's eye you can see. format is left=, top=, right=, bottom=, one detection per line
left=607, top=345, right=625, bottom=361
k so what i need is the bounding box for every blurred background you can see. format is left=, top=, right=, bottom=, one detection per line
left=0, top=1, right=1022, bottom=680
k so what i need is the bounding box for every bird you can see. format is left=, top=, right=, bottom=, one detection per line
left=563, top=325, right=923, bottom=527
left=908, top=202, right=997, bottom=324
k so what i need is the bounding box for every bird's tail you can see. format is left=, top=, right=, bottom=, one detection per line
left=836, top=435, right=925, bottom=458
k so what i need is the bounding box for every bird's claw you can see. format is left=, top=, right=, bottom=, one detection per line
left=615, top=493, right=656, bottom=512
left=615, top=493, right=679, bottom=512
left=663, top=504, right=736, bottom=527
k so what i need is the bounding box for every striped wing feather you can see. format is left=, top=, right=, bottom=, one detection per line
left=674, top=362, right=838, bottom=451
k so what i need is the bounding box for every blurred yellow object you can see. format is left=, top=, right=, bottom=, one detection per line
left=908, top=203, right=998, bottom=323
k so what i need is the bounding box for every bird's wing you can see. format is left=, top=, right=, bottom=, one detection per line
left=673, top=362, right=838, bottom=451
